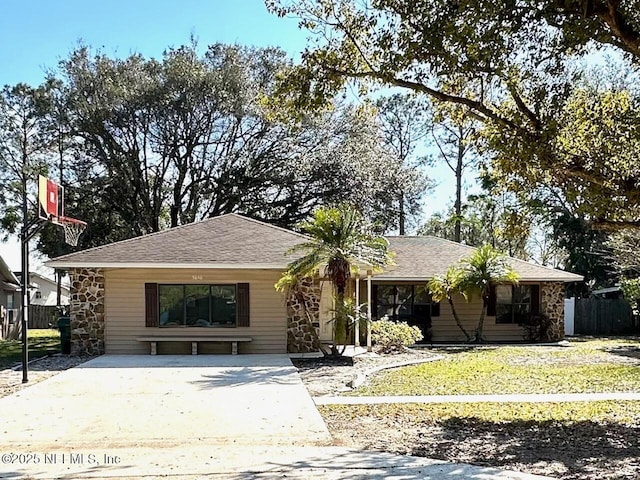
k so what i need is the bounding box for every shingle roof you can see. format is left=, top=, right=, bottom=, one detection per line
left=377, top=236, right=583, bottom=282
left=46, top=214, right=583, bottom=282
left=47, top=213, right=309, bottom=269
left=0, top=254, right=19, bottom=286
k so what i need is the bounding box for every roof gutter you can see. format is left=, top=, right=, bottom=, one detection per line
left=372, top=276, right=583, bottom=283
left=45, top=261, right=289, bottom=270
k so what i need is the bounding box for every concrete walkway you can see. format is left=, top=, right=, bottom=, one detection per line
left=315, top=392, right=640, bottom=405
left=0, top=354, right=555, bottom=480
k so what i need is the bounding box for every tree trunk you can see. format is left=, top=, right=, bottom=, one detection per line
left=399, top=191, right=405, bottom=236
left=454, top=125, right=464, bottom=243
left=170, top=205, right=179, bottom=228
left=332, top=290, right=348, bottom=355
left=474, top=302, right=487, bottom=343
left=448, top=297, right=471, bottom=342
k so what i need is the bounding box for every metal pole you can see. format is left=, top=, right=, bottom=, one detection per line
left=21, top=169, right=29, bottom=383
left=366, top=271, right=372, bottom=352
left=354, top=273, right=360, bottom=347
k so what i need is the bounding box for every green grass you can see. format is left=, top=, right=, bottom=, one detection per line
left=320, top=400, right=640, bottom=425
left=0, top=329, right=61, bottom=369
left=349, top=338, right=640, bottom=396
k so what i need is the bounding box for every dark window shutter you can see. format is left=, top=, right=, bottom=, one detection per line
left=145, top=283, right=158, bottom=327
left=237, top=283, right=250, bottom=327
left=487, top=284, right=497, bottom=317
left=530, top=284, right=540, bottom=315
left=431, top=302, right=441, bottom=318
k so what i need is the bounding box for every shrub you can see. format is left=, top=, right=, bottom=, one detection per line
left=521, top=313, right=552, bottom=342
left=371, top=317, right=424, bottom=353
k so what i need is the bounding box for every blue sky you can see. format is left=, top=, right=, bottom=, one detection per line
left=0, top=0, right=457, bottom=271
left=0, top=0, right=309, bottom=87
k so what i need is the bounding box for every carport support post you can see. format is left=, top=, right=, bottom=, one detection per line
left=354, top=273, right=360, bottom=347
left=366, top=270, right=372, bottom=352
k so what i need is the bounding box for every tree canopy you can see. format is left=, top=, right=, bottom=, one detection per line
left=0, top=42, right=432, bottom=258
left=267, top=0, right=640, bottom=230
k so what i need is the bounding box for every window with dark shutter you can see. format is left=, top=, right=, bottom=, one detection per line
left=155, top=284, right=238, bottom=327
left=145, top=283, right=158, bottom=327
left=237, top=283, right=250, bottom=327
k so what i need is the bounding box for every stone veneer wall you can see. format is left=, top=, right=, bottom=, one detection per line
left=286, top=278, right=322, bottom=353
left=540, top=281, right=565, bottom=342
left=69, top=268, right=105, bottom=356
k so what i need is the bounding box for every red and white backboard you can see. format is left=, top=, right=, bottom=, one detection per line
left=38, top=175, right=64, bottom=221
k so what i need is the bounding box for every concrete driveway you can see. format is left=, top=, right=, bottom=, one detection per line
left=0, top=355, right=552, bottom=480
left=0, top=354, right=329, bottom=449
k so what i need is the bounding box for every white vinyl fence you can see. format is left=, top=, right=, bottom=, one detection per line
left=564, top=297, right=575, bottom=336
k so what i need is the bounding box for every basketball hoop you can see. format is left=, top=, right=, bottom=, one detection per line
left=57, top=216, right=87, bottom=246
left=38, top=175, right=87, bottom=246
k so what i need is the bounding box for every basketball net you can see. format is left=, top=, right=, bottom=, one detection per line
left=57, top=217, right=87, bottom=246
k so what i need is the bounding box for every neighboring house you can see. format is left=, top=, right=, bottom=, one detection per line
left=0, top=254, right=20, bottom=340
left=14, top=271, right=70, bottom=306
left=591, top=286, right=623, bottom=300
left=47, top=214, right=582, bottom=356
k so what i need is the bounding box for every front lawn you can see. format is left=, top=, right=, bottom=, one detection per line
left=0, top=329, right=61, bottom=369
left=349, top=338, right=640, bottom=396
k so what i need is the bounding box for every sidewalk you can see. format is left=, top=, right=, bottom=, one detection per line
left=0, top=445, right=555, bottom=479
left=315, top=391, right=640, bottom=405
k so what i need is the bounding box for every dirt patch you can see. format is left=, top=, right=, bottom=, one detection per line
left=322, top=410, right=640, bottom=480
left=0, top=354, right=90, bottom=398
left=292, top=349, right=440, bottom=396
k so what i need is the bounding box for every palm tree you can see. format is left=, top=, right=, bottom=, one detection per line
left=428, top=266, right=472, bottom=342
left=281, top=204, right=393, bottom=353
left=459, top=244, right=519, bottom=342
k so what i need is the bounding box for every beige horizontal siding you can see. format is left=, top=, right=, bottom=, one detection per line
left=432, top=293, right=525, bottom=342
left=104, top=268, right=286, bottom=354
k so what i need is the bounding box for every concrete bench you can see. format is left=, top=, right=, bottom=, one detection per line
left=136, top=336, right=252, bottom=355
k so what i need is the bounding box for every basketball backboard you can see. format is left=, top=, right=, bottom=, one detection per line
left=38, top=175, right=86, bottom=246
left=38, top=175, right=64, bottom=221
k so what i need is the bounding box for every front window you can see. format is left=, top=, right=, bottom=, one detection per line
left=374, top=284, right=439, bottom=321
left=159, top=284, right=237, bottom=327
left=496, top=285, right=532, bottom=324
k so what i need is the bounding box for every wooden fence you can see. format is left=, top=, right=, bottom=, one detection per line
left=0, top=305, right=62, bottom=340
left=29, top=305, right=61, bottom=329
left=574, top=297, right=640, bottom=335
